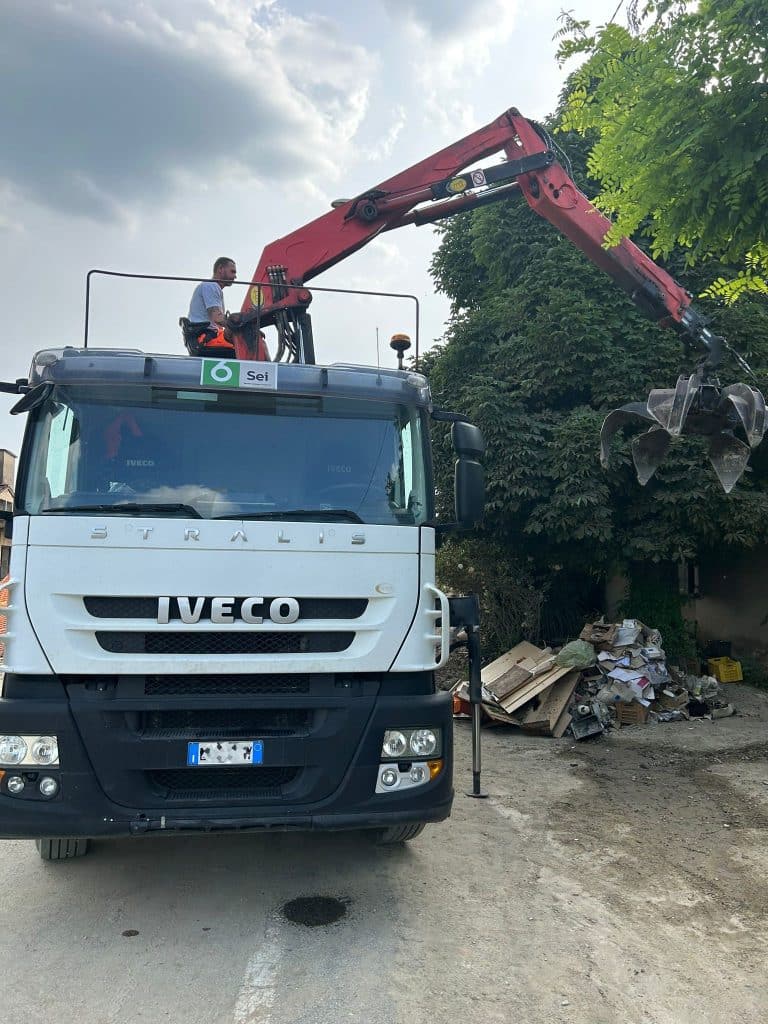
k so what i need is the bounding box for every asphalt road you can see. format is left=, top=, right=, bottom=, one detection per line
left=2, top=689, right=767, bottom=1024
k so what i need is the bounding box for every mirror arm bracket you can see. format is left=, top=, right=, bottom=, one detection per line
left=431, top=408, right=471, bottom=423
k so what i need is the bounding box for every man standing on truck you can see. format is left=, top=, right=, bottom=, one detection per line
left=185, top=256, right=238, bottom=351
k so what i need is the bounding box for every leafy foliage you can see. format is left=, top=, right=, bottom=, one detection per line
left=556, top=0, right=768, bottom=301
left=435, top=538, right=604, bottom=659
left=436, top=539, right=544, bottom=659
left=424, top=127, right=768, bottom=631
left=739, top=653, right=768, bottom=690
left=618, top=563, right=697, bottom=664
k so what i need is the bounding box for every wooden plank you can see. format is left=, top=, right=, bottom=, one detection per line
left=521, top=703, right=550, bottom=727
left=498, top=675, right=551, bottom=713
left=481, top=702, right=524, bottom=727
left=551, top=709, right=573, bottom=739
left=480, top=642, right=550, bottom=687
left=489, top=653, right=561, bottom=702
left=486, top=665, right=532, bottom=700
left=501, top=679, right=555, bottom=715
left=500, top=664, right=574, bottom=714
left=537, top=672, right=579, bottom=730
left=482, top=644, right=554, bottom=699
left=518, top=673, right=579, bottom=734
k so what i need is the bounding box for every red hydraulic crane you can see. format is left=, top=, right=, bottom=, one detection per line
left=233, top=108, right=703, bottom=361
left=223, top=106, right=764, bottom=491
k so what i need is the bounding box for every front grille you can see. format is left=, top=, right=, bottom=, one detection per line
left=96, top=631, right=354, bottom=655
left=145, top=674, right=311, bottom=696
left=85, top=596, right=367, bottom=619
left=147, top=766, right=299, bottom=799
left=138, top=708, right=311, bottom=738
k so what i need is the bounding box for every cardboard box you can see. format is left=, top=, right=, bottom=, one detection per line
left=616, top=702, right=649, bottom=726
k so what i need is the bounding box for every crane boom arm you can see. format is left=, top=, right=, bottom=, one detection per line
left=233, top=107, right=714, bottom=361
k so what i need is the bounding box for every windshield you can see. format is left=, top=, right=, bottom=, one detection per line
left=20, top=384, right=432, bottom=525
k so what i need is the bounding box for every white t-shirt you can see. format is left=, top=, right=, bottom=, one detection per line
left=188, top=281, right=224, bottom=326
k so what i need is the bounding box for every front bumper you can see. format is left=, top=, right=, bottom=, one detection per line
left=0, top=677, right=454, bottom=839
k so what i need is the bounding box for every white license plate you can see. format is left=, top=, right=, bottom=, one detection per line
left=186, top=740, right=263, bottom=766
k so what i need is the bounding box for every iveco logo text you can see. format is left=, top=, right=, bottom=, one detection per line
left=157, top=597, right=300, bottom=624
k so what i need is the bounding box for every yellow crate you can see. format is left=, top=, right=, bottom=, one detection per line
left=707, top=657, right=743, bottom=683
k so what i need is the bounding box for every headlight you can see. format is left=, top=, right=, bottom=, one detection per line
left=39, top=777, right=59, bottom=798
left=375, top=759, right=443, bottom=794
left=382, top=731, right=408, bottom=758
left=30, top=737, right=58, bottom=766
left=381, top=728, right=442, bottom=760
left=409, top=729, right=437, bottom=756
left=0, top=735, right=27, bottom=765
left=0, top=734, right=59, bottom=767
left=6, top=775, right=25, bottom=795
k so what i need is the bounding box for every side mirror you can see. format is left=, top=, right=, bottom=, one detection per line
left=452, top=421, right=485, bottom=459
left=455, top=459, right=485, bottom=528
left=432, top=414, right=486, bottom=533
left=452, top=422, right=485, bottom=528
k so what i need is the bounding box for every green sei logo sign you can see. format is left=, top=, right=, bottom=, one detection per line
left=200, top=359, right=277, bottom=390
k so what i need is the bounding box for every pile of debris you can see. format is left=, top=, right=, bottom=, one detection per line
left=452, top=618, right=734, bottom=740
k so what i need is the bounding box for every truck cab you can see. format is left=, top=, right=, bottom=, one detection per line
left=0, top=347, right=484, bottom=857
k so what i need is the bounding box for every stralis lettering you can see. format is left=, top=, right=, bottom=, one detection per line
left=157, top=597, right=300, bottom=625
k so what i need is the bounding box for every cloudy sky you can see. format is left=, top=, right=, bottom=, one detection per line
left=0, top=0, right=623, bottom=457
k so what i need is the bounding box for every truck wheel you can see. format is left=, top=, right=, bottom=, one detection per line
left=35, top=838, right=90, bottom=861
left=375, top=823, right=426, bottom=845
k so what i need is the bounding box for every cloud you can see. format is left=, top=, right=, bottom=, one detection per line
left=0, top=1, right=373, bottom=222
left=380, top=0, right=482, bottom=39
left=380, top=0, right=520, bottom=132
left=361, top=105, right=407, bottom=163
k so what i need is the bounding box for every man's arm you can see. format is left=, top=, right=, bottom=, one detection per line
left=207, top=306, right=227, bottom=327
left=197, top=281, right=225, bottom=326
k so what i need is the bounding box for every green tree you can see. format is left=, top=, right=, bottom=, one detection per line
left=556, top=0, right=768, bottom=302
left=423, top=128, right=768, bottom=645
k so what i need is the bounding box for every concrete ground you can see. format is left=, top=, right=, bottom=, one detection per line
left=1, top=683, right=766, bottom=1023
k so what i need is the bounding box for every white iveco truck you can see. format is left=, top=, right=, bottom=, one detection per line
left=0, top=348, right=484, bottom=858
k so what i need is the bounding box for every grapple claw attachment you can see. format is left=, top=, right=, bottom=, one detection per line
left=646, top=374, right=698, bottom=436
left=599, top=403, right=654, bottom=469
left=600, top=373, right=767, bottom=492
left=721, top=383, right=766, bottom=449
left=708, top=431, right=751, bottom=494
left=631, top=426, right=671, bottom=485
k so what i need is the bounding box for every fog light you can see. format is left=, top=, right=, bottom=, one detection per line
left=382, top=731, right=407, bottom=758
left=409, top=729, right=437, bottom=756
left=39, top=777, right=59, bottom=798
left=30, top=737, right=59, bottom=766
left=0, top=736, right=27, bottom=766
left=409, top=764, right=427, bottom=784
left=6, top=775, right=24, bottom=795
left=380, top=768, right=399, bottom=788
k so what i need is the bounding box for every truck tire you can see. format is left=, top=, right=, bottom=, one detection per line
left=35, top=838, right=90, bottom=861
left=375, top=823, right=426, bottom=845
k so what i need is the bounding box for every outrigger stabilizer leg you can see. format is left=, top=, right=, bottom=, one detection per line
left=449, top=594, right=487, bottom=799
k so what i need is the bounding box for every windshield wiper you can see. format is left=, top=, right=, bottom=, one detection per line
left=213, top=508, right=363, bottom=523
left=42, top=502, right=203, bottom=518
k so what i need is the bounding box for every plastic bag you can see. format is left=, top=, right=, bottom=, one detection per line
left=555, top=639, right=597, bottom=669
